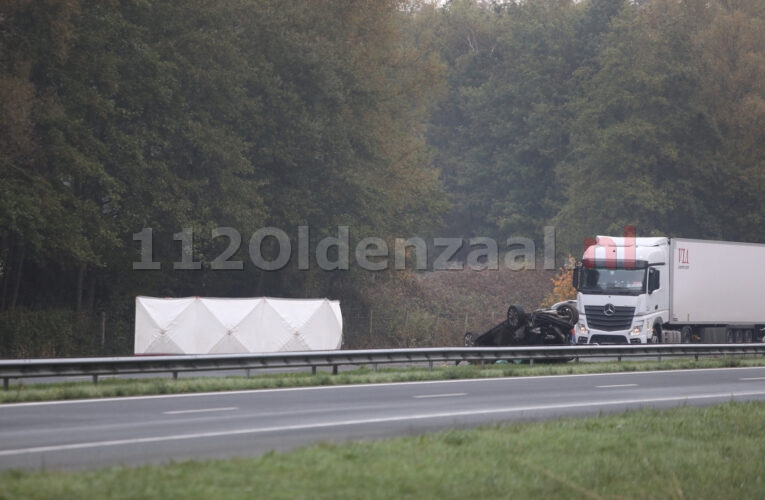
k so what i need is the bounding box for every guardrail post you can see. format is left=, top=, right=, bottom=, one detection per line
left=245, top=369, right=251, bottom=379
left=429, top=361, right=433, bottom=371
left=312, top=366, right=317, bottom=376
left=92, top=374, right=98, bottom=385
left=172, top=371, right=178, bottom=380
left=373, top=363, right=378, bottom=373
left=3, top=378, right=8, bottom=391
left=332, top=365, right=338, bottom=375
left=618, top=356, right=622, bottom=363
left=529, top=359, right=534, bottom=367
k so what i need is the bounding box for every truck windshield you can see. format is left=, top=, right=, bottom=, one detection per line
left=579, top=268, right=646, bottom=295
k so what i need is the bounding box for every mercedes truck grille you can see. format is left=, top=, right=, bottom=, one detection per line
left=584, top=305, right=635, bottom=331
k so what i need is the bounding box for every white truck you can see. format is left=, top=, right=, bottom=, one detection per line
left=573, top=236, right=765, bottom=344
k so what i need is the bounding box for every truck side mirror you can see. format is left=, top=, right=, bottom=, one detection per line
left=573, top=262, right=582, bottom=290
left=648, top=268, right=660, bottom=294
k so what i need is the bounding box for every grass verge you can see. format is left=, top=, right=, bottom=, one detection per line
left=1, top=401, right=764, bottom=499
left=2, top=356, right=765, bottom=404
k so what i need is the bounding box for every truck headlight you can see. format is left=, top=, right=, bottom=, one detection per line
left=631, top=326, right=641, bottom=336
left=578, top=324, right=588, bottom=334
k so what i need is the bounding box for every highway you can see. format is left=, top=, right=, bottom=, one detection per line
left=2, top=367, right=765, bottom=471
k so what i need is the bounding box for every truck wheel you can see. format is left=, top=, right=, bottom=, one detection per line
left=681, top=326, right=693, bottom=344
left=555, top=303, right=579, bottom=325
left=506, top=305, right=525, bottom=329
left=652, top=324, right=663, bottom=344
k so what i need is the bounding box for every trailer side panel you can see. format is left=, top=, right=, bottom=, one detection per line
left=670, top=238, right=765, bottom=324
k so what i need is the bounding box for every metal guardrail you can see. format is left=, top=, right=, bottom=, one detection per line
left=2, top=344, right=765, bottom=390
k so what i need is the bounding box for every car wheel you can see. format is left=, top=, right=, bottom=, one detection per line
left=506, top=305, right=525, bottom=329
left=464, top=332, right=475, bottom=347
left=555, top=303, right=579, bottom=325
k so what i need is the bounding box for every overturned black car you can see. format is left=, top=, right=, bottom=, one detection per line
left=463, top=301, right=579, bottom=347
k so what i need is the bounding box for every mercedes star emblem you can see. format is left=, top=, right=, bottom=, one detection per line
left=603, top=303, right=616, bottom=316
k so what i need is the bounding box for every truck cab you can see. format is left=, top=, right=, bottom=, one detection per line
left=573, top=236, right=669, bottom=344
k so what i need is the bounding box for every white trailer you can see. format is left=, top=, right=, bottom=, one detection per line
left=573, top=236, right=765, bottom=344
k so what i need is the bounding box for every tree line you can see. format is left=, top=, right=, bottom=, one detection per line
left=430, top=0, right=765, bottom=248
left=1, top=0, right=764, bottom=355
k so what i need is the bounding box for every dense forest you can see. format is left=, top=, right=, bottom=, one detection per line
left=2, top=0, right=764, bottom=355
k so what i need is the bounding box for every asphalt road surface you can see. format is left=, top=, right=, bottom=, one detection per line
left=2, top=367, right=765, bottom=471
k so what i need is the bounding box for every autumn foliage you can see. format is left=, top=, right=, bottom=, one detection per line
left=541, top=256, right=577, bottom=308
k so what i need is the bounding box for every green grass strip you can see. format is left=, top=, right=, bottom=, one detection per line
left=2, top=356, right=765, bottom=404
left=2, top=401, right=764, bottom=499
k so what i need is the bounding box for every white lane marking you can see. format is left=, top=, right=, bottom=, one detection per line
left=163, top=407, right=238, bottom=415
left=596, top=384, right=638, bottom=388
left=740, top=377, right=765, bottom=381
left=413, top=393, right=467, bottom=399
left=2, top=390, right=765, bottom=457
left=3, top=366, right=765, bottom=408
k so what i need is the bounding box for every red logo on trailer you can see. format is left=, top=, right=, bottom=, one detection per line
left=678, top=248, right=689, bottom=265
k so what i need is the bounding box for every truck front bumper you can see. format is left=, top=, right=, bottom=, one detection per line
left=576, top=329, right=649, bottom=345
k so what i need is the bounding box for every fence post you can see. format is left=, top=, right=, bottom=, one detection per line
left=433, top=314, right=439, bottom=345
left=101, top=311, right=107, bottom=349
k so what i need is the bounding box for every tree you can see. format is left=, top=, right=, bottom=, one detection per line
left=429, top=0, right=582, bottom=240
left=554, top=2, right=721, bottom=250
left=695, top=0, right=765, bottom=240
